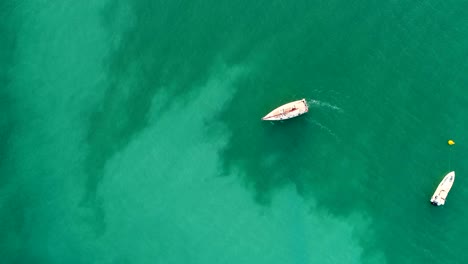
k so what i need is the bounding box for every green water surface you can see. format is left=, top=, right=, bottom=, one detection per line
left=2, top=1, right=468, bottom=263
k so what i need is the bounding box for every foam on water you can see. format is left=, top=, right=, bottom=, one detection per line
left=305, top=117, right=340, bottom=142
left=307, top=98, right=343, bottom=113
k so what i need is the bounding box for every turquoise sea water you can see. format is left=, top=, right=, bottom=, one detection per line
left=2, top=1, right=468, bottom=263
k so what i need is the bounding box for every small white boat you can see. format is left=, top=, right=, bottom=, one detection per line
left=262, top=99, right=308, bottom=121
left=430, top=171, right=455, bottom=206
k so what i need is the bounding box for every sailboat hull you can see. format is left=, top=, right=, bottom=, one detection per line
left=262, top=99, right=308, bottom=121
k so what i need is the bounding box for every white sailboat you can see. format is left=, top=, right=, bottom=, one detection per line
left=261, top=99, right=308, bottom=121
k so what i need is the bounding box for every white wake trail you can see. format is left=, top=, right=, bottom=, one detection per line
left=306, top=118, right=341, bottom=142
left=307, top=99, right=343, bottom=113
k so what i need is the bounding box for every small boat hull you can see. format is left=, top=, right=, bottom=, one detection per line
left=430, top=171, right=455, bottom=206
left=262, top=99, right=308, bottom=121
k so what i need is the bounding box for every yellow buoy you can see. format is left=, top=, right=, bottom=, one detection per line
left=448, top=140, right=455, bottom=145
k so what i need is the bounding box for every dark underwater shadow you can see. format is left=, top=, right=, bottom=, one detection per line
left=90, top=0, right=468, bottom=263
left=85, top=0, right=301, bottom=234
left=213, top=0, right=468, bottom=262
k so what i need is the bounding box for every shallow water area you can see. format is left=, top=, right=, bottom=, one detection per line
left=2, top=1, right=468, bottom=263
